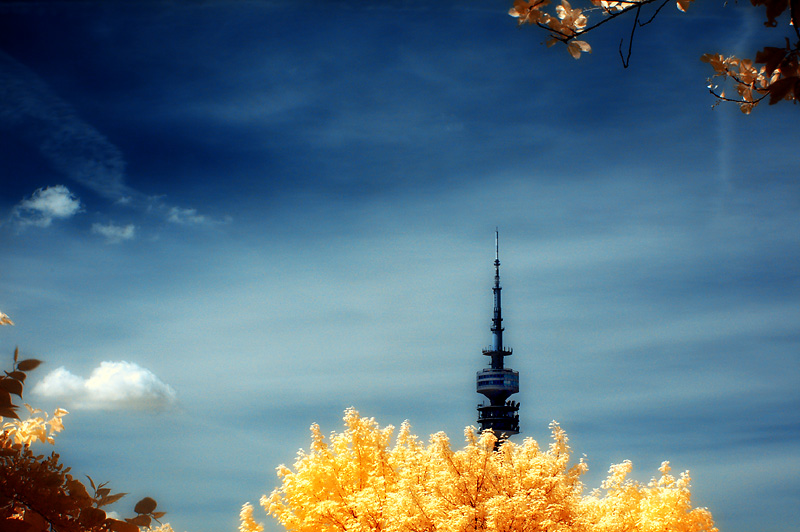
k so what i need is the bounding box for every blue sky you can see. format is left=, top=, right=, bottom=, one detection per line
left=1, top=1, right=798, bottom=531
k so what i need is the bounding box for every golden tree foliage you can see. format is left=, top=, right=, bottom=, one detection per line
left=3, top=403, right=68, bottom=446
left=245, top=408, right=716, bottom=532
left=581, top=461, right=717, bottom=532
left=240, top=504, right=265, bottom=532
left=1, top=311, right=167, bottom=532
left=509, top=0, right=799, bottom=112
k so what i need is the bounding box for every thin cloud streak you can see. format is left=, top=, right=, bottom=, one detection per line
left=0, top=50, right=128, bottom=200
left=0, top=50, right=223, bottom=233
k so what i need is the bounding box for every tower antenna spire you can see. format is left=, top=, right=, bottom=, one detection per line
left=476, top=230, right=520, bottom=442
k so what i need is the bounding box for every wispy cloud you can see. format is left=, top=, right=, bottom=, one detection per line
left=167, top=206, right=208, bottom=225
left=1, top=51, right=128, bottom=200
left=11, top=185, right=82, bottom=228
left=158, top=203, right=230, bottom=226
left=1, top=50, right=223, bottom=232
left=32, top=361, right=177, bottom=411
left=91, top=222, right=136, bottom=243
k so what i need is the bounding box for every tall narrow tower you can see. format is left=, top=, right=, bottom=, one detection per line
left=476, top=230, right=520, bottom=438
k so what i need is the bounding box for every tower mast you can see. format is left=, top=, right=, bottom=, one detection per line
left=491, top=229, right=503, bottom=357
left=476, top=230, right=520, bottom=439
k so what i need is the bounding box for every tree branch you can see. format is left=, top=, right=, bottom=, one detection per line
left=619, top=5, right=641, bottom=67
left=639, top=0, right=671, bottom=26
left=536, top=0, right=667, bottom=46
left=573, top=0, right=663, bottom=37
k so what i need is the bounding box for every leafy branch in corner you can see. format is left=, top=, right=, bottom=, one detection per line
left=509, top=0, right=800, bottom=112
left=1, top=312, right=168, bottom=532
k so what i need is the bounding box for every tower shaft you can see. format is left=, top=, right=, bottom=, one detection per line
left=476, top=230, right=520, bottom=438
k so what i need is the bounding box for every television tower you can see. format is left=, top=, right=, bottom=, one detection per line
left=476, top=230, right=520, bottom=438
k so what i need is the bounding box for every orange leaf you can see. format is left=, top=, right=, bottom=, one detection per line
left=66, top=479, right=92, bottom=506
left=750, top=0, right=789, bottom=26
left=0, top=390, right=14, bottom=406
left=22, top=509, right=48, bottom=531
left=6, top=371, right=25, bottom=382
left=106, top=519, right=140, bottom=532
left=79, top=507, right=107, bottom=528
left=0, top=407, right=20, bottom=419
left=0, top=379, right=24, bottom=397
left=126, top=515, right=151, bottom=527
left=99, top=492, right=128, bottom=507
left=567, top=40, right=591, bottom=59
left=756, top=46, right=789, bottom=76
left=134, top=496, right=158, bottom=514
left=767, top=76, right=798, bottom=103
left=16, top=359, right=42, bottom=372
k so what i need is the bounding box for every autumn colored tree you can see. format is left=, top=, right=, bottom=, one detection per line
left=1, top=311, right=168, bottom=532
left=508, top=0, right=800, bottom=113
left=243, top=408, right=716, bottom=532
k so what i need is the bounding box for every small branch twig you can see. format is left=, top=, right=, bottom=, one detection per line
left=619, top=4, right=641, bottom=67
left=639, top=0, right=670, bottom=26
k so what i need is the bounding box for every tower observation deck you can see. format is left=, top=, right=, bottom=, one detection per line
left=476, top=230, right=520, bottom=438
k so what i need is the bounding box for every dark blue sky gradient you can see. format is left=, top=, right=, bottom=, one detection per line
left=1, top=1, right=799, bottom=532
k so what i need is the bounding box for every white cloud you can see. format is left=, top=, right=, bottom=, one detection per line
left=167, top=206, right=208, bottom=225
left=13, top=185, right=82, bottom=227
left=92, top=222, right=136, bottom=243
left=32, top=361, right=177, bottom=411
